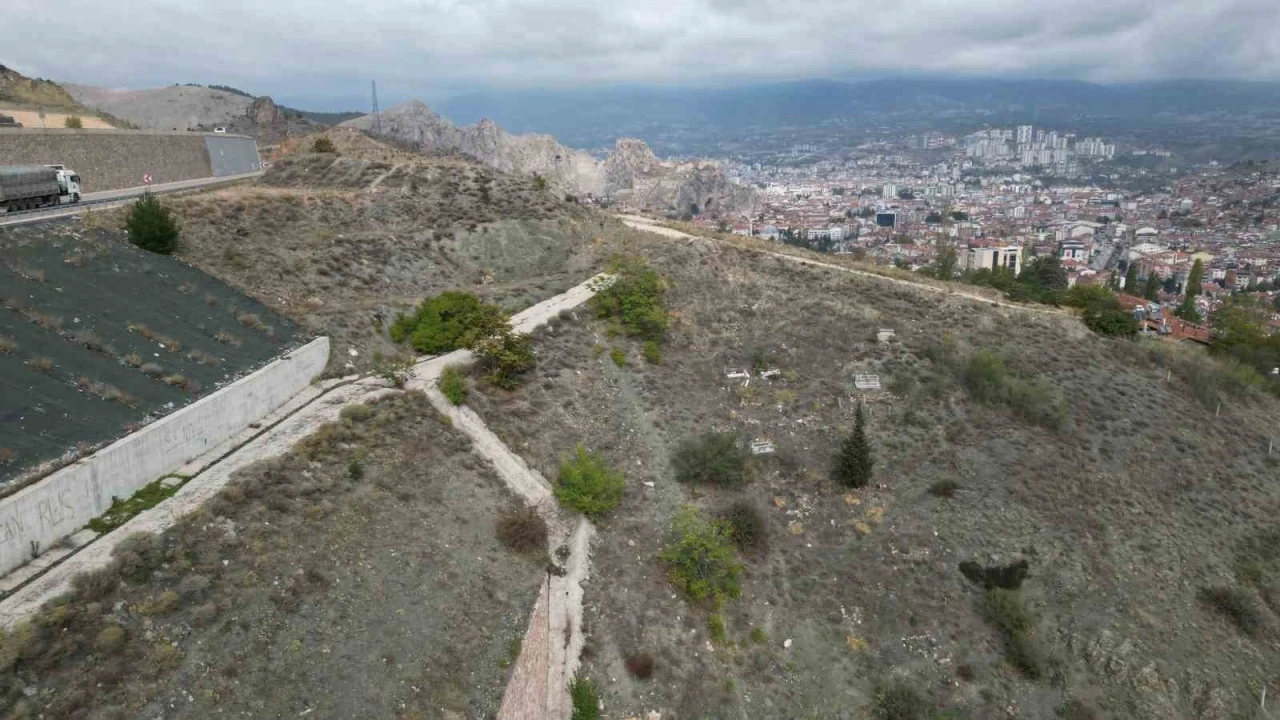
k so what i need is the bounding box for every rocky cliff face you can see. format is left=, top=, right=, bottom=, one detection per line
left=247, top=96, right=281, bottom=126
left=339, top=102, right=753, bottom=214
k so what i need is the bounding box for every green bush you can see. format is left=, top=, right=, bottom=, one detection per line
left=672, top=431, right=749, bottom=487
left=590, top=256, right=670, bottom=343
left=126, top=194, right=180, bottom=254
left=473, top=329, right=536, bottom=389
left=63, top=115, right=83, bottom=129
left=660, top=506, right=743, bottom=603
left=1082, top=306, right=1139, bottom=337
left=390, top=291, right=507, bottom=354
left=642, top=340, right=662, bottom=364
left=984, top=588, right=1045, bottom=679
left=708, top=612, right=727, bottom=643
left=310, top=136, right=337, bottom=153
left=610, top=348, right=626, bottom=367
left=439, top=365, right=468, bottom=405
left=553, top=445, right=625, bottom=518
left=569, top=678, right=600, bottom=720
left=962, top=350, right=1008, bottom=403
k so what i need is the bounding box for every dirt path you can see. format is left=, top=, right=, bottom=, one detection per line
left=618, top=214, right=1072, bottom=318
left=367, top=162, right=406, bottom=191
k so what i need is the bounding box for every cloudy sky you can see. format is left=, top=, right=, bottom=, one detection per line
left=5, top=0, right=1280, bottom=109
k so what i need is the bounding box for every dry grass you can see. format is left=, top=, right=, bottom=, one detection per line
left=25, top=356, right=53, bottom=373
left=0, top=336, right=14, bottom=354
left=495, top=506, right=548, bottom=554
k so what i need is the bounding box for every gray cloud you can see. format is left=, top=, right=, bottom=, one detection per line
left=3, top=0, right=1279, bottom=109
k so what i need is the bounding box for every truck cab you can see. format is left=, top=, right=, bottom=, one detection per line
left=47, top=165, right=81, bottom=202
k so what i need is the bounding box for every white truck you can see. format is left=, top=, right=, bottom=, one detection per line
left=0, top=165, right=82, bottom=213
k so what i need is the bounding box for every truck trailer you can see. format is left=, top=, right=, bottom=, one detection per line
left=0, top=165, right=82, bottom=213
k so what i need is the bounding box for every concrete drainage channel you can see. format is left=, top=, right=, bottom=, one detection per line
left=0, top=273, right=609, bottom=719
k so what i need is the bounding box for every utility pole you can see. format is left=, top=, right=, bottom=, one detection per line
left=371, top=80, right=381, bottom=135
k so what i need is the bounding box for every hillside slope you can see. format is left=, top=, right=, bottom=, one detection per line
left=464, top=229, right=1280, bottom=719
left=65, top=83, right=253, bottom=130
left=0, top=64, right=86, bottom=111
left=79, top=135, right=635, bottom=374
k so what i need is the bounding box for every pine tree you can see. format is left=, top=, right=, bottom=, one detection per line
left=1142, top=272, right=1161, bottom=301
left=1176, top=259, right=1205, bottom=323
left=833, top=402, right=873, bottom=488
left=1123, top=263, right=1139, bottom=294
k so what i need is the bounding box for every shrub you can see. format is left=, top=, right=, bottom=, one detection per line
left=439, top=365, right=468, bottom=405
left=569, top=678, right=600, bottom=720
left=660, top=506, right=743, bottom=603
left=496, top=506, right=548, bottom=553
left=1200, top=585, right=1264, bottom=636
left=624, top=653, right=654, bottom=680
left=832, top=402, right=873, bottom=488
left=94, top=625, right=125, bottom=652
left=370, top=351, right=413, bottom=388
left=962, top=350, right=1008, bottom=403
left=590, top=256, right=670, bottom=343
left=984, top=588, right=1045, bottom=679
left=26, top=356, right=53, bottom=373
left=340, top=403, right=374, bottom=422
left=708, top=612, right=727, bottom=643
left=473, top=329, right=536, bottom=389
left=553, top=445, right=625, bottom=518
left=64, top=115, right=83, bottom=129
left=928, top=479, right=960, bottom=498
left=876, top=681, right=931, bottom=720
left=346, top=458, right=364, bottom=480
left=720, top=500, right=768, bottom=553
left=0, top=335, right=15, bottom=354
left=310, top=136, right=337, bottom=153
left=126, top=194, right=180, bottom=254
left=642, top=340, right=662, bottom=364
left=390, top=291, right=508, bottom=354
left=610, top=348, right=626, bottom=367
left=672, top=431, right=749, bottom=487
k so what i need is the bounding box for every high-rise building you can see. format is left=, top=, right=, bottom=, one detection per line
left=1016, top=125, right=1033, bottom=144
left=882, top=183, right=898, bottom=199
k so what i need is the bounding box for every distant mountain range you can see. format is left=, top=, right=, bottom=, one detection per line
left=436, top=77, right=1280, bottom=156
left=340, top=101, right=755, bottom=215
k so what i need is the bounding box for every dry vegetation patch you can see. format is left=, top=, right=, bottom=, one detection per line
left=466, top=233, right=1280, bottom=718
left=0, top=393, right=543, bottom=718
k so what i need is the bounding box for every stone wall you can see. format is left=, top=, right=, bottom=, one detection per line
left=0, top=129, right=258, bottom=192
left=0, top=337, right=329, bottom=577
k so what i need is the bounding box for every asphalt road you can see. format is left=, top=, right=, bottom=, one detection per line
left=0, top=171, right=263, bottom=227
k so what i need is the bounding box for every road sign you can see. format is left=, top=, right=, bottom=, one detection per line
left=143, top=173, right=152, bottom=184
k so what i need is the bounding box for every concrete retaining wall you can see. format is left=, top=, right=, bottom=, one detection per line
left=0, top=337, right=329, bottom=576
left=206, top=135, right=261, bottom=177
left=0, top=129, right=259, bottom=192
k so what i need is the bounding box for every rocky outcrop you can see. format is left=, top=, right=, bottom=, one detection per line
left=339, top=102, right=754, bottom=214
left=247, top=96, right=281, bottom=126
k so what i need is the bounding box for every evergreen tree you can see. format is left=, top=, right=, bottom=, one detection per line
left=832, top=402, right=873, bottom=488
left=1123, top=263, right=1139, bottom=294
left=1176, top=259, right=1205, bottom=323
left=1142, top=272, right=1162, bottom=301
left=125, top=194, right=179, bottom=254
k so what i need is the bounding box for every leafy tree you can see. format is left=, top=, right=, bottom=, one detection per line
left=672, top=432, right=749, bottom=487
left=1209, top=296, right=1280, bottom=381
left=832, top=402, right=873, bottom=488
left=532, top=173, right=547, bottom=191
left=1142, top=272, right=1162, bottom=301
left=932, top=239, right=959, bottom=280
left=660, top=506, right=743, bottom=603
left=1123, top=263, right=1139, bottom=294
left=126, top=194, right=180, bottom=254
left=439, top=365, right=468, bottom=405
left=310, top=136, right=337, bottom=153
left=1066, top=283, right=1139, bottom=336
left=553, top=445, right=625, bottom=518
left=63, top=115, right=83, bottom=129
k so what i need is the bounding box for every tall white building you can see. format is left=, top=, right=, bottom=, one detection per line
left=882, top=183, right=898, bottom=199
left=1016, top=125, right=1033, bottom=144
